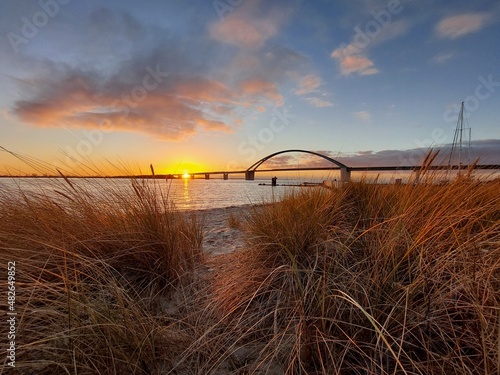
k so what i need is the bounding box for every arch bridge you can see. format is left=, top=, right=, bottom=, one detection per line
left=243, top=149, right=351, bottom=181
left=186, top=149, right=499, bottom=181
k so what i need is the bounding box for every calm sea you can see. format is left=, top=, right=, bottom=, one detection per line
left=0, top=177, right=305, bottom=211
left=1, top=170, right=497, bottom=211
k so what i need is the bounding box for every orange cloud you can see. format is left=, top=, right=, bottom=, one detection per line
left=12, top=71, right=288, bottom=140
left=7, top=5, right=296, bottom=142
left=331, top=49, right=379, bottom=76
left=230, top=54, right=261, bottom=71
left=436, top=13, right=491, bottom=39
left=12, top=75, right=239, bottom=140
left=294, top=74, right=321, bottom=95
left=240, top=78, right=284, bottom=106
left=174, top=78, right=238, bottom=105
left=196, top=118, right=232, bottom=132
left=330, top=20, right=409, bottom=77
left=209, top=14, right=278, bottom=49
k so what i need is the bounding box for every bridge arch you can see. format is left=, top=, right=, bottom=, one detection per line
left=245, top=149, right=351, bottom=181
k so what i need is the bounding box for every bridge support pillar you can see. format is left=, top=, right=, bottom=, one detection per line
left=245, top=170, right=255, bottom=180
left=205, top=174, right=210, bottom=180
left=340, top=168, right=351, bottom=183
left=223, top=173, right=229, bottom=180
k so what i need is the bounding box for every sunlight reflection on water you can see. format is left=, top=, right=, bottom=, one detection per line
left=1, top=170, right=498, bottom=211
left=0, top=177, right=292, bottom=211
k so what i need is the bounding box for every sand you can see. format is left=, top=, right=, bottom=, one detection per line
left=188, top=205, right=251, bottom=255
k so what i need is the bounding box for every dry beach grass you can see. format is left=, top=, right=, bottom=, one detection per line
left=0, top=169, right=499, bottom=374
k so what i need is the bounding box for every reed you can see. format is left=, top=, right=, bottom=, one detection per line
left=1, top=171, right=499, bottom=374
left=0, top=176, right=203, bottom=374
left=211, top=174, right=500, bottom=374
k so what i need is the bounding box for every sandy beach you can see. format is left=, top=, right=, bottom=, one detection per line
left=189, top=205, right=250, bottom=256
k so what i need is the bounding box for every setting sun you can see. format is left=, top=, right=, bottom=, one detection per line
left=182, top=171, right=190, bottom=179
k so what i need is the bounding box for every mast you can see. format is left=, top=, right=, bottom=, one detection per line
left=448, top=101, right=471, bottom=177
left=458, top=102, right=463, bottom=172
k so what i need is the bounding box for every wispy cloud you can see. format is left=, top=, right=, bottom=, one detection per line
left=330, top=20, right=409, bottom=76
left=208, top=1, right=288, bottom=50
left=373, top=20, right=410, bottom=45
left=436, top=13, right=491, bottom=39
left=353, top=110, right=371, bottom=122
left=239, top=78, right=284, bottom=106
left=306, top=97, right=334, bottom=108
left=294, top=74, right=321, bottom=95
left=430, top=52, right=455, bottom=64
left=209, top=15, right=279, bottom=49
left=331, top=45, right=379, bottom=76
left=292, top=74, right=334, bottom=107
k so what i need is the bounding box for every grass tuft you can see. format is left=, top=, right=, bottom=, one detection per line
left=211, top=176, right=500, bottom=374
left=0, top=177, right=203, bottom=374
left=1, top=172, right=499, bottom=374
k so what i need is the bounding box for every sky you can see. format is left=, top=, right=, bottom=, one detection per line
left=0, top=0, right=499, bottom=176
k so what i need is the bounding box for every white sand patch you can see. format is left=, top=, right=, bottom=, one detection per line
left=187, top=205, right=251, bottom=255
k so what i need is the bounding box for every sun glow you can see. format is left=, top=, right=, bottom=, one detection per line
left=182, top=171, right=191, bottom=179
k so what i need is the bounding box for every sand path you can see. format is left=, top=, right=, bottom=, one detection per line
left=188, top=205, right=250, bottom=255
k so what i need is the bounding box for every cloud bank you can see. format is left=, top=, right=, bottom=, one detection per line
left=6, top=4, right=311, bottom=141
left=258, top=140, right=500, bottom=169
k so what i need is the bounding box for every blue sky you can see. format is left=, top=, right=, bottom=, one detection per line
left=0, top=0, right=499, bottom=175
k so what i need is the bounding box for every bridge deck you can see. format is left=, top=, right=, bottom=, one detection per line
left=189, top=165, right=500, bottom=176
